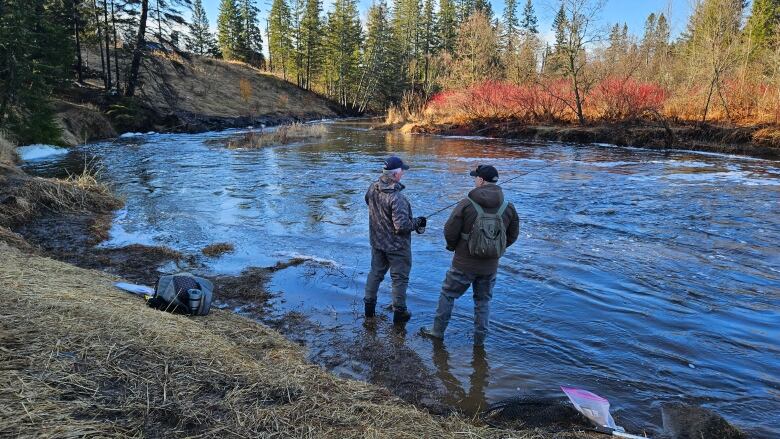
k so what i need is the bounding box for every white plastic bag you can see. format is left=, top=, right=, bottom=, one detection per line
left=561, top=386, right=619, bottom=430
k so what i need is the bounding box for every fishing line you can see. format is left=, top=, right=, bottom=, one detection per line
left=423, top=162, right=556, bottom=219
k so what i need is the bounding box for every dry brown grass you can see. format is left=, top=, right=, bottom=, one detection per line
left=224, top=123, right=327, bottom=149
left=202, top=242, right=235, bottom=257
left=753, top=127, right=780, bottom=149
left=0, top=163, right=122, bottom=229
left=140, top=54, right=338, bottom=120
left=0, top=243, right=528, bottom=438
left=0, top=131, right=17, bottom=165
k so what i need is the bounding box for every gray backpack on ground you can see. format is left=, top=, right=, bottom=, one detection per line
left=149, top=272, right=213, bottom=316
left=461, top=196, right=509, bottom=259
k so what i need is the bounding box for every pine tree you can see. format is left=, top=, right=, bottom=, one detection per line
left=0, top=0, right=73, bottom=143
left=474, top=0, right=492, bottom=20
left=502, top=0, right=518, bottom=51
left=420, top=0, right=438, bottom=86
left=745, top=0, right=780, bottom=52
left=300, top=0, right=323, bottom=89
left=520, top=0, right=537, bottom=34
left=239, top=0, right=264, bottom=65
left=552, top=3, right=566, bottom=53
left=217, top=0, right=244, bottom=60
left=355, top=0, right=400, bottom=110
left=186, top=0, right=218, bottom=55
left=437, top=0, right=458, bottom=53
left=268, top=0, right=293, bottom=77
left=323, top=0, right=361, bottom=106
left=392, top=0, right=422, bottom=63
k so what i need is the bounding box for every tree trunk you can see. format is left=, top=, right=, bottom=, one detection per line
left=73, top=0, right=84, bottom=83
left=125, top=0, right=149, bottom=97
left=93, top=0, right=108, bottom=89
left=701, top=75, right=717, bottom=123
left=155, top=0, right=163, bottom=42
left=111, top=0, right=121, bottom=91
left=570, top=54, right=585, bottom=124
left=102, top=0, right=113, bottom=90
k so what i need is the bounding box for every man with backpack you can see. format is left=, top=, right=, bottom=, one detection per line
left=364, top=156, right=427, bottom=325
left=420, top=165, right=519, bottom=346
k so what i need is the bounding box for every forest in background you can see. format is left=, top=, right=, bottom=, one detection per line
left=1, top=0, right=779, bottom=146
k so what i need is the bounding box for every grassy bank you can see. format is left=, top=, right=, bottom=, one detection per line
left=0, top=243, right=520, bottom=438
left=11, top=51, right=343, bottom=148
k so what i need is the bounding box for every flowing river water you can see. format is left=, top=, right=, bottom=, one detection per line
left=23, top=120, right=780, bottom=437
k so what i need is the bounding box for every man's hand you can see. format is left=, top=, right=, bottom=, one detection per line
left=413, top=216, right=427, bottom=234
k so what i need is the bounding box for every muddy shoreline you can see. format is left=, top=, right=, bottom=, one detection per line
left=398, top=119, right=780, bottom=160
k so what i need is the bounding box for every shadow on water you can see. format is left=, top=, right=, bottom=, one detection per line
left=24, top=121, right=780, bottom=438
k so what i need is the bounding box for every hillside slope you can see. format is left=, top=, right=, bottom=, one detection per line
left=55, top=52, right=342, bottom=145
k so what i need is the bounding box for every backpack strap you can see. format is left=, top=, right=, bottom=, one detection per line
left=497, top=199, right=509, bottom=217
left=461, top=196, right=484, bottom=241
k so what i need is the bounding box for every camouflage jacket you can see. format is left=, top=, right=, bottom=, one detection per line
left=365, top=174, right=415, bottom=252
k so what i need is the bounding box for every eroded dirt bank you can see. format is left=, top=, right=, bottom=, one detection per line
left=400, top=120, right=780, bottom=160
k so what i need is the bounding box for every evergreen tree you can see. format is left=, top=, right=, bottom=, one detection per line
left=268, top=0, right=293, bottom=77
left=392, top=0, right=422, bottom=62
left=656, top=13, right=670, bottom=45
left=474, top=0, right=492, bottom=20
left=502, top=0, right=518, bottom=51
left=457, top=0, right=475, bottom=24
left=552, top=3, right=566, bottom=53
left=323, top=0, right=361, bottom=106
left=520, top=0, right=537, bottom=34
left=217, top=0, right=244, bottom=59
left=186, top=0, right=218, bottom=55
left=239, top=0, right=264, bottom=65
left=420, top=0, right=438, bottom=85
left=745, top=0, right=780, bottom=51
left=0, top=0, right=73, bottom=143
left=437, top=0, right=458, bottom=53
left=355, top=0, right=401, bottom=110
left=300, top=0, right=323, bottom=89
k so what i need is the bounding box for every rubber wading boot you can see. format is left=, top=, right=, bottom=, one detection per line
left=364, top=301, right=376, bottom=318
left=392, top=309, right=412, bottom=325
left=419, top=326, right=444, bottom=340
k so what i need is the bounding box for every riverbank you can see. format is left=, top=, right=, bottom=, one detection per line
left=397, top=119, right=780, bottom=160
left=3, top=123, right=760, bottom=438
left=35, top=52, right=345, bottom=147
left=0, top=242, right=517, bottom=438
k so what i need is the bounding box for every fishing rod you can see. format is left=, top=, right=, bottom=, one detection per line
left=423, top=162, right=556, bottom=219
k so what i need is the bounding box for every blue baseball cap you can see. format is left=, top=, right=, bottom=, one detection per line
left=384, top=156, right=410, bottom=171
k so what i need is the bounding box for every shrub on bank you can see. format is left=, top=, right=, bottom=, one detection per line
left=423, top=77, right=779, bottom=127
left=589, top=77, right=666, bottom=121
left=426, top=80, right=574, bottom=123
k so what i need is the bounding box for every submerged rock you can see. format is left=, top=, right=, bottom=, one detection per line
left=661, top=403, right=746, bottom=439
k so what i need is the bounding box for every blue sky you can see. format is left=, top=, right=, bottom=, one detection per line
left=199, top=0, right=695, bottom=43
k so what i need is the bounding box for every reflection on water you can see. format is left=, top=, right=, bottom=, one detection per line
left=433, top=341, right=490, bottom=415
left=23, top=121, right=780, bottom=437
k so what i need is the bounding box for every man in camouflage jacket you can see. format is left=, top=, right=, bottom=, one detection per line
left=364, top=156, right=426, bottom=325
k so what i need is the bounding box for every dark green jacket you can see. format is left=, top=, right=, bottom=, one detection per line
left=444, top=184, right=519, bottom=275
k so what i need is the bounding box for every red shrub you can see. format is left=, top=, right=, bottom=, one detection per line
left=590, top=77, right=666, bottom=120
left=426, top=80, right=574, bottom=123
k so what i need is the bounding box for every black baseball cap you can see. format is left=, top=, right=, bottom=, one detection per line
left=384, top=156, right=410, bottom=170
left=470, top=165, right=499, bottom=182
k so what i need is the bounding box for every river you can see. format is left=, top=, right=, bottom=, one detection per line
left=23, top=120, right=780, bottom=437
